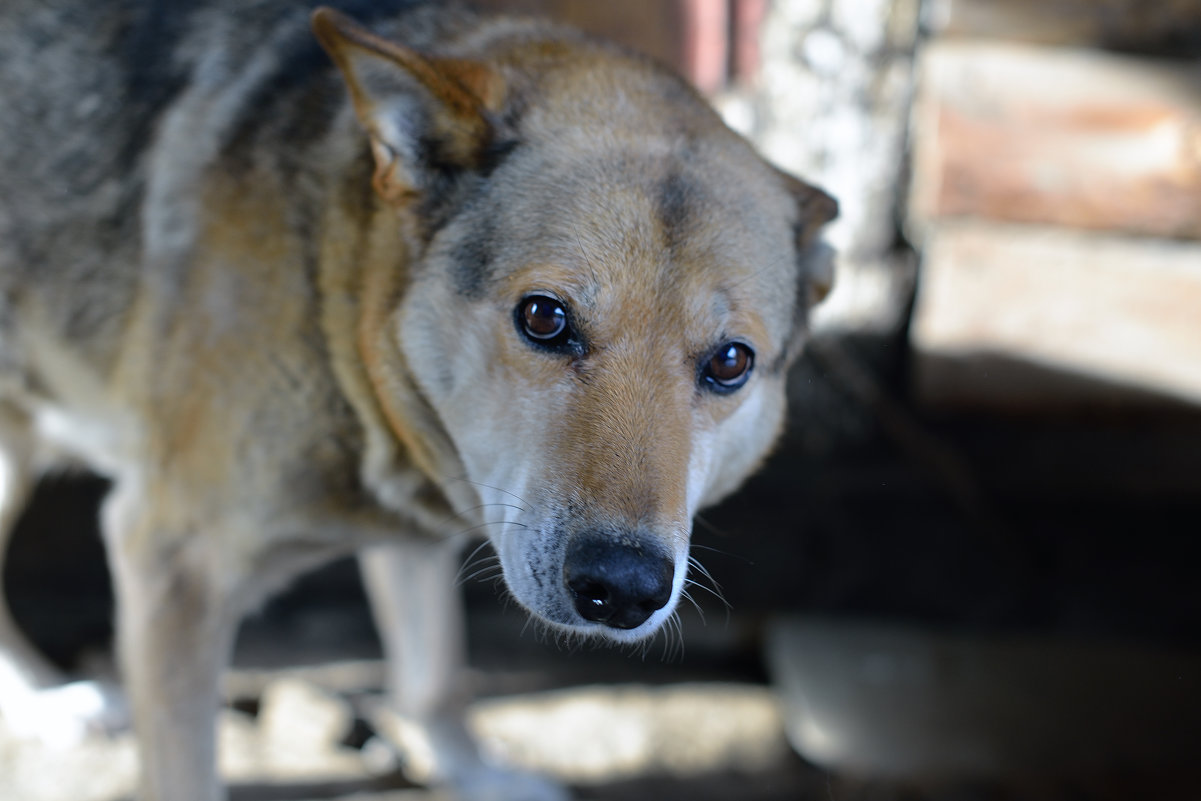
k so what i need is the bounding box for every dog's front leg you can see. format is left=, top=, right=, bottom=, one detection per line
left=360, top=540, right=466, bottom=731
left=359, top=541, right=476, bottom=780
left=360, top=541, right=567, bottom=801
left=106, top=494, right=239, bottom=801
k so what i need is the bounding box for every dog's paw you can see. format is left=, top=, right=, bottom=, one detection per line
left=0, top=679, right=129, bottom=747
left=450, top=765, right=570, bottom=801
left=369, top=705, right=570, bottom=801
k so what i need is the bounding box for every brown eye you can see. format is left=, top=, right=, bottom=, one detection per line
left=516, top=295, right=572, bottom=348
left=702, top=342, right=754, bottom=392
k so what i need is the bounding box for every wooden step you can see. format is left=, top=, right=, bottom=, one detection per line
left=926, top=0, right=1201, bottom=52
left=909, top=41, right=1201, bottom=238
left=910, top=220, right=1201, bottom=410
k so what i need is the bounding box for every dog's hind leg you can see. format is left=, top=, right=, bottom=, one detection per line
left=104, top=483, right=240, bottom=801
left=360, top=541, right=568, bottom=801
left=0, top=406, right=48, bottom=676
left=0, top=407, right=53, bottom=711
left=0, top=405, right=123, bottom=745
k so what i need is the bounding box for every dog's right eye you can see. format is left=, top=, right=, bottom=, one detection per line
left=700, top=341, right=755, bottom=393
left=516, top=295, right=574, bottom=350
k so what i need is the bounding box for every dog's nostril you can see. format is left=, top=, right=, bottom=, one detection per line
left=564, top=536, right=674, bottom=630
left=572, top=579, right=610, bottom=606
left=638, top=596, right=667, bottom=613
left=567, top=576, right=616, bottom=623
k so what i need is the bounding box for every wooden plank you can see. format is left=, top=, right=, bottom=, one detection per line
left=909, top=41, right=1201, bottom=238
left=927, top=0, right=1201, bottom=53
left=910, top=221, right=1201, bottom=410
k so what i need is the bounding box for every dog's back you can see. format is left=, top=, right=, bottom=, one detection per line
left=1, top=0, right=151, bottom=376
left=0, top=0, right=426, bottom=404
left=0, top=3, right=838, bottom=797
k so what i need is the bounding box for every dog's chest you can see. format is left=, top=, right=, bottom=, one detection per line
left=30, top=401, right=136, bottom=478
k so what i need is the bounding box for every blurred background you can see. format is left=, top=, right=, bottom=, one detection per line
left=3, top=0, right=1200, bottom=799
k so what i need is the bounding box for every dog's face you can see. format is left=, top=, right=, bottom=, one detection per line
left=314, top=9, right=835, bottom=642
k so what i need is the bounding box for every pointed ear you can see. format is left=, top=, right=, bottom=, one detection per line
left=783, top=173, right=839, bottom=305
left=311, top=7, right=505, bottom=204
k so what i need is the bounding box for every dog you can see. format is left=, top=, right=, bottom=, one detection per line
left=0, top=0, right=837, bottom=798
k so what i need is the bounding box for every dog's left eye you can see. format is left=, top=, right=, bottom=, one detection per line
left=701, top=342, right=754, bottom=392
left=516, top=295, right=575, bottom=350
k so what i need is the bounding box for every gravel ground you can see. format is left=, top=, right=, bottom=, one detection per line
left=0, top=665, right=814, bottom=801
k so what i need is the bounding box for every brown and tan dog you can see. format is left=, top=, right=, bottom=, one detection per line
left=0, top=1, right=836, bottom=798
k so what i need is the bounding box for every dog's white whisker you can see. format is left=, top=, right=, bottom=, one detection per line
left=459, top=559, right=501, bottom=581
left=690, top=539, right=756, bottom=567
left=686, top=556, right=732, bottom=613
left=684, top=578, right=732, bottom=612
left=455, top=558, right=503, bottom=587
left=572, top=231, right=604, bottom=288
left=692, top=514, right=729, bottom=538
left=438, top=502, right=528, bottom=530
left=450, top=523, right=522, bottom=559
left=635, top=636, right=651, bottom=661
left=687, top=553, right=723, bottom=586
left=679, top=587, right=708, bottom=625
left=445, top=520, right=522, bottom=546
left=458, top=538, right=495, bottom=569
left=658, top=612, right=685, bottom=662
left=440, top=474, right=534, bottom=513
left=458, top=571, right=504, bottom=589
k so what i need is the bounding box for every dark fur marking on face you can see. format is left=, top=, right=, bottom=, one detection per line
left=424, top=138, right=519, bottom=298
left=654, top=171, right=695, bottom=254
left=476, top=136, right=521, bottom=177
left=443, top=196, right=497, bottom=300
left=412, top=128, right=516, bottom=235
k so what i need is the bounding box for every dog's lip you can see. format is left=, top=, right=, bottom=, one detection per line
left=573, top=602, right=679, bottom=642
left=534, top=610, right=671, bottom=642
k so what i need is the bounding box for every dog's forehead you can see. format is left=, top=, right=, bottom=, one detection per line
left=466, top=133, right=800, bottom=344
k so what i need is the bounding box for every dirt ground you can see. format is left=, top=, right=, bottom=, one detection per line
left=5, top=591, right=1197, bottom=801
left=4, top=374, right=1200, bottom=801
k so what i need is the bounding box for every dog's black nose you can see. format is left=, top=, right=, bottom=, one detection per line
left=564, top=536, right=675, bottom=630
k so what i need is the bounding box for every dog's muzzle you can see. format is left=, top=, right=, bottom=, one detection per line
left=563, top=535, right=675, bottom=630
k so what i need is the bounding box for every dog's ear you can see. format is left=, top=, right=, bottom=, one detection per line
left=312, top=7, right=504, bottom=204
left=784, top=173, right=839, bottom=306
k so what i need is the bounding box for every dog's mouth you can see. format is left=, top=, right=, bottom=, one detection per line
left=492, top=523, right=686, bottom=642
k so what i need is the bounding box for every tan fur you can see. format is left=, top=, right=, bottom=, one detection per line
left=0, top=3, right=836, bottom=799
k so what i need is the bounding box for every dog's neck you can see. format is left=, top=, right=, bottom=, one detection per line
left=314, top=140, right=474, bottom=534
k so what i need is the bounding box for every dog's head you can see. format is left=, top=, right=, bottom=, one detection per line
left=314, top=8, right=836, bottom=642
